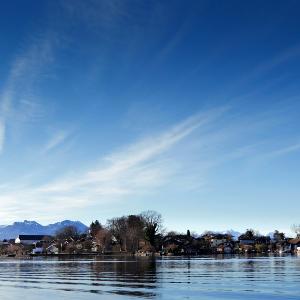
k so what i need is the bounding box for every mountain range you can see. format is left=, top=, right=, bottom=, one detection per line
left=0, top=220, right=88, bottom=240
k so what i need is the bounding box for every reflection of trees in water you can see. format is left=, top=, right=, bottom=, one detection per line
left=90, top=257, right=158, bottom=298
left=242, top=260, right=256, bottom=275
left=273, top=257, right=287, bottom=270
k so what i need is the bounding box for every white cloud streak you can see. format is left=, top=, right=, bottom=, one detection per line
left=0, top=36, right=55, bottom=153
left=0, top=108, right=226, bottom=222
left=260, top=142, right=300, bottom=160
left=0, top=102, right=298, bottom=223
left=0, top=120, right=5, bottom=153
left=43, top=130, right=71, bottom=153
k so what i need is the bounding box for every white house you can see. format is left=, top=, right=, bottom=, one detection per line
left=46, top=244, right=59, bottom=254
left=32, top=247, right=44, bottom=254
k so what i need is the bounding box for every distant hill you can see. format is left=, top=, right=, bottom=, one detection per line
left=0, top=220, right=88, bottom=240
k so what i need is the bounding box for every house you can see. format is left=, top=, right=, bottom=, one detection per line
left=162, top=234, right=197, bottom=255
left=289, top=238, right=300, bottom=253
left=210, top=234, right=231, bottom=248
left=238, top=234, right=255, bottom=252
left=91, top=242, right=98, bottom=253
left=238, top=231, right=255, bottom=244
left=202, top=233, right=231, bottom=248
left=46, top=244, right=59, bottom=254
left=32, top=246, right=44, bottom=254
left=0, top=240, right=10, bottom=246
left=255, top=236, right=271, bottom=245
left=15, top=235, right=51, bottom=245
left=238, top=239, right=255, bottom=245
left=216, top=243, right=234, bottom=254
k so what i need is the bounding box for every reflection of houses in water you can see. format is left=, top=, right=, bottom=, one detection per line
left=90, top=258, right=158, bottom=297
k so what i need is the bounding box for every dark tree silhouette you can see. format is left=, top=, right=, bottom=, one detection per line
left=141, top=210, right=162, bottom=248
left=273, top=230, right=285, bottom=241
left=239, top=229, right=255, bottom=240
left=126, top=215, right=144, bottom=253
left=90, top=220, right=103, bottom=237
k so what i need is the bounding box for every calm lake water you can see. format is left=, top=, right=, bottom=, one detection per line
left=0, top=255, right=299, bottom=300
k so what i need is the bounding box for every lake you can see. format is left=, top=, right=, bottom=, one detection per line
left=0, top=255, right=299, bottom=299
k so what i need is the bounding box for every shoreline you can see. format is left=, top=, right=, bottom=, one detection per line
left=1, top=252, right=298, bottom=260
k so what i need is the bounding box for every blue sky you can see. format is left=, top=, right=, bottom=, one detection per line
left=0, top=0, right=300, bottom=235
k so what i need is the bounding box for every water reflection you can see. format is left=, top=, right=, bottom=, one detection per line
left=0, top=255, right=299, bottom=299
left=90, top=257, right=157, bottom=298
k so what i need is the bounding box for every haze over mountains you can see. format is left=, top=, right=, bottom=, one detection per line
left=0, top=220, right=88, bottom=240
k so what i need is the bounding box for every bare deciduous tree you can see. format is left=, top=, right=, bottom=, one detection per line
left=107, top=217, right=127, bottom=251
left=95, top=228, right=112, bottom=253
left=126, top=215, right=144, bottom=253
left=141, top=210, right=163, bottom=248
left=56, top=225, right=79, bottom=240
left=291, top=224, right=300, bottom=237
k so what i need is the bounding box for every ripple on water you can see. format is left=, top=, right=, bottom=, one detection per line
left=0, top=255, right=299, bottom=299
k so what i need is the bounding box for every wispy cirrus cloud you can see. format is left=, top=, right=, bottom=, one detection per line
left=0, top=102, right=299, bottom=224
left=43, top=130, right=71, bottom=153
left=0, top=34, right=55, bottom=153
left=257, top=142, right=300, bottom=161
left=272, top=143, right=300, bottom=157
left=0, top=121, right=5, bottom=153
left=38, top=107, right=227, bottom=191
left=0, top=108, right=226, bottom=222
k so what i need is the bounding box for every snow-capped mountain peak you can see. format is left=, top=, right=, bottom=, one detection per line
left=0, top=220, right=88, bottom=240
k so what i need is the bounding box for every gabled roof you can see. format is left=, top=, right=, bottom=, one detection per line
left=46, top=244, right=58, bottom=250
left=17, top=235, right=51, bottom=241
left=289, top=238, right=300, bottom=245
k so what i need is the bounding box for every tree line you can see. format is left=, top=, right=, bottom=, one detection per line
left=55, top=210, right=163, bottom=253
left=54, top=209, right=300, bottom=254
